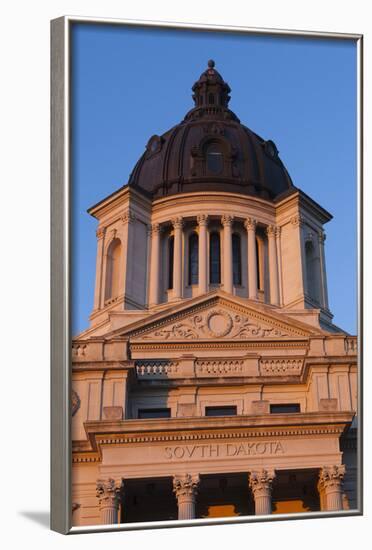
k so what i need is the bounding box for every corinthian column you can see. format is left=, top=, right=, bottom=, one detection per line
left=148, top=223, right=162, bottom=306
left=318, top=465, right=345, bottom=511
left=173, top=473, right=200, bottom=520
left=266, top=225, right=280, bottom=306
left=96, top=478, right=121, bottom=525
left=221, top=215, right=233, bottom=294
left=197, top=214, right=209, bottom=295
left=244, top=218, right=257, bottom=299
left=172, top=217, right=184, bottom=300
left=94, top=227, right=106, bottom=310
left=249, top=469, right=275, bottom=515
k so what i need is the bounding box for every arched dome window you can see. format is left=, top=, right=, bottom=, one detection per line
left=168, top=236, right=174, bottom=290
left=232, top=233, right=242, bottom=285
left=104, top=238, right=122, bottom=301
left=188, top=232, right=199, bottom=285
left=210, top=232, right=221, bottom=284
left=206, top=143, right=224, bottom=175
left=208, top=93, right=215, bottom=105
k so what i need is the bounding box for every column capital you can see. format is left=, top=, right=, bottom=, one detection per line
left=221, top=214, right=234, bottom=227
left=197, top=214, right=209, bottom=226
left=275, top=226, right=281, bottom=238
left=318, top=230, right=326, bottom=244
left=96, top=226, right=106, bottom=240
left=318, top=465, right=345, bottom=491
left=266, top=225, right=276, bottom=237
left=171, top=217, right=184, bottom=230
left=149, top=222, right=162, bottom=235
left=290, top=214, right=305, bottom=227
left=244, top=218, right=257, bottom=231
left=249, top=469, right=276, bottom=497
left=173, top=473, right=200, bottom=499
left=96, top=478, right=121, bottom=508
left=121, top=210, right=136, bottom=225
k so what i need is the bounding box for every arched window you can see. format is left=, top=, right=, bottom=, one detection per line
left=210, top=232, right=221, bottom=284
left=105, top=238, right=121, bottom=301
left=168, top=236, right=174, bottom=290
left=206, top=143, right=223, bottom=175
left=232, top=233, right=242, bottom=285
left=188, top=232, right=199, bottom=285
left=208, top=93, right=215, bottom=105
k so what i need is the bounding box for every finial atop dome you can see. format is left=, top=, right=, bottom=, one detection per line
left=192, top=60, right=231, bottom=109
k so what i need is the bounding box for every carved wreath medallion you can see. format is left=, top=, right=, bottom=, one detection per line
left=206, top=309, right=233, bottom=337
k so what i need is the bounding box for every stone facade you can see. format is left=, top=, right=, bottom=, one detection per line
left=71, top=62, right=357, bottom=527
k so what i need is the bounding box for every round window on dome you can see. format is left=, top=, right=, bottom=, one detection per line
left=206, top=143, right=223, bottom=175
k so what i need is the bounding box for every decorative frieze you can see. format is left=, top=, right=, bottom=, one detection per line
left=141, top=308, right=289, bottom=340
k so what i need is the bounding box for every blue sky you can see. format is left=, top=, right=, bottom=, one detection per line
left=71, top=23, right=357, bottom=336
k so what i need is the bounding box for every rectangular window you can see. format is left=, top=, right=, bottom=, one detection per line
left=205, top=406, right=237, bottom=417
left=138, top=408, right=171, bottom=419
left=270, top=404, right=301, bottom=414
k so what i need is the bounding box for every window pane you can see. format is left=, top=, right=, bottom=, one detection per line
left=205, top=406, right=237, bottom=417
left=138, top=408, right=171, bottom=419
left=232, top=234, right=242, bottom=285
left=188, top=233, right=199, bottom=285
left=206, top=143, right=223, bottom=174
left=210, top=232, right=221, bottom=284
left=270, top=404, right=300, bottom=414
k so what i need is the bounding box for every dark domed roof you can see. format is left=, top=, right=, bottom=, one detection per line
left=128, top=60, right=293, bottom=201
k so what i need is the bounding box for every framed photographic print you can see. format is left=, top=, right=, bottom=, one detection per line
left=51, top=16, right=362, bottom=534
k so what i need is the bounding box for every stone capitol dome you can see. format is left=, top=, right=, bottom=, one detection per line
left=128, top=60, right=293, bottom=200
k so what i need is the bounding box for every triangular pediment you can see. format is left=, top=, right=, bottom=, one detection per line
left=112, top=292, right=321, bottom=342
